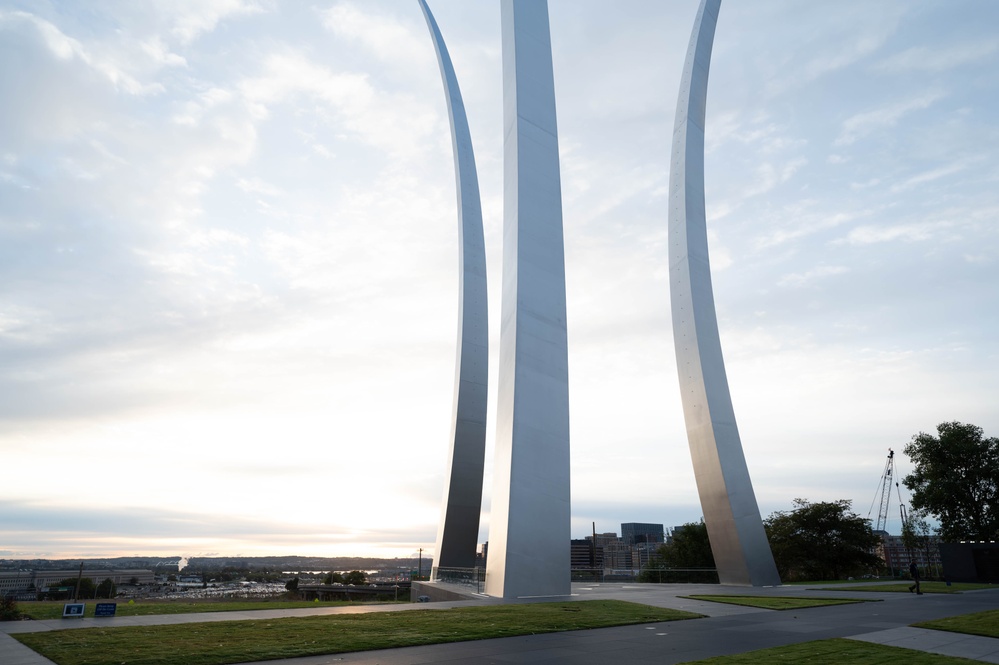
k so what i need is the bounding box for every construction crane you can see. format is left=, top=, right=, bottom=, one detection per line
left=868, top=448, right=908, bottom=534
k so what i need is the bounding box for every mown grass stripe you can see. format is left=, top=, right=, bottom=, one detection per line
left=14, top=600, right=702, bottom=665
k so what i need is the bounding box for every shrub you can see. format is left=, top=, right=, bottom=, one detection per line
left=0, top=596, right=23, bottom=621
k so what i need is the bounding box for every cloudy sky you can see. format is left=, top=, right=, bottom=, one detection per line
left=2, top=0, right=997, bottom=562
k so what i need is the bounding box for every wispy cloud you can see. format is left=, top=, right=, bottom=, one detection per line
left=778, top=265, right=849, bottom=287
left=706, top=112, right=805, bottom=156
left=874, top=40, right=999, bottom=74
left=0, top=499, right=434, bottom=559
left=755, top=208, right=864, bottom=250
left=0, top=10, right=165, bottom=95
left=755, top=3, right=907, bottom=98
left=320, top=2, right=427, bottom=68
left=160, top=0, right=269, bottom=45
left=236, top=49, right=437, bottom=159
left=835, top=91, right=946, bottom=146
left=843, top=220, right=954, bottom=245
left=889, top=159, right=973, bottom=193
left=797, top=33, right=886, bottom=85
left=742, top=157, right=808, bottom=198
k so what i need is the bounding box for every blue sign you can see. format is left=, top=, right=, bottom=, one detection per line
left=94, top=603, right=117, bottom=617
left=62, top=603, right=85, bottom=618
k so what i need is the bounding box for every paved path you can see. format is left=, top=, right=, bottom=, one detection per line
left=2, top=582, right=997, bottom=664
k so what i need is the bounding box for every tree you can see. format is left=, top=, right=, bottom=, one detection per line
left=660, top=521, right=715, bottom=568
left=56, top=577, right=95, bottom=600
left=343, top=570, right=367, bottom=585
left=95, top=578, right=117, bottom=599
left=639, top=521, right=717, bottom=583
left=764, top=499, right=881, bottom=581
left=1, top=597, right=23, bottom=621
left=902, top=421, right=999, bottom=542
left=323, top=571, right=345, bottom=585
left=901, top=509, right=938, bottom=579
left=285, top=576, right=299, bottom=592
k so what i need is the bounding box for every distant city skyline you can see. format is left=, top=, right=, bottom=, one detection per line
left=2, top=1, right=998, bottom=560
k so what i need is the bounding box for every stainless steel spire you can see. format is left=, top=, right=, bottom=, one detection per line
left=668, top=0, right=781, bottom=587
left=485, top=0, right=571, bottom=599
left=418, top=0, right=489, bottom=573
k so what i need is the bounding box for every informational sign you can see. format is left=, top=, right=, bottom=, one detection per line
left=94, top=603, right=117, bottom=617
left=62, top=603, right=85, bottom=618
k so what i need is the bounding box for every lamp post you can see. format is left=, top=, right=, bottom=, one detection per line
left=72, top=562, right=83, bottom=602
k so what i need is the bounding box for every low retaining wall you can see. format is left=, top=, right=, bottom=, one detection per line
left=410, top=581, right=479, bottom=603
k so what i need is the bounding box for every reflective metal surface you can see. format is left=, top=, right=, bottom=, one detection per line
left=485, top=0, right=571, bottom=599
left=668, top=0, right=781, bottom=587
left=418, top=0, right=489, bottom=572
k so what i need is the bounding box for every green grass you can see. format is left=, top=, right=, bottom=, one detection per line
left=16, top=598, right=393, bottom=620
left=783, top=579, right=867, bottom=585
left=915, top=609, right=999, bottom=639
left=817, top=582, right=996, bottom=594
left=683, top=637, right=981, bottom=664
left=14, top=600, right=702, bottom=665
left=681, top=595, right=872, bottom=610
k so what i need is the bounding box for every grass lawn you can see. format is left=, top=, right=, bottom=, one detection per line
left=681, top=595, right=872, bottom=610
left=816, top=582, right=996, bottom=594
left=15, top=598, right=395, bottom=621
left=915, top=609, right=999, bottom=639
left=783, top=579, right=870, bottom=585
left=683, top=637, right=981, bottom=664
left=14, top=600, right=702, bottom=665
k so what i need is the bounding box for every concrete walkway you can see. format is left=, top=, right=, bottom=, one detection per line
left=2, top=582, right=997, bottom=664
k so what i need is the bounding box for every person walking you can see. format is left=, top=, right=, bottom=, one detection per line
left=908, top=561, right=923, bottom=595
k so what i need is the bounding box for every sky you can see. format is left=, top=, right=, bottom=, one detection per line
left=1, top=0, right=998, bottom=562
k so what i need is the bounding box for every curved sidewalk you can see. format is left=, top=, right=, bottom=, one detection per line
left=2, top=582, right=997, bottom=664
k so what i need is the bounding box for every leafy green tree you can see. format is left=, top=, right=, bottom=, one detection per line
left=343, top=570, right=367, bottom=585
left=901, top=510, right=929, bottom=552
left=901, top=509, right=939, bottom=579
left=323, top=571, right=345, bottom=585
left=639, top=521, right=717, bottom=583
left=764, top=499, right=881, bottom=581
left=902, top=421, right=999, bottom=541
left=1, top=597, right=23, bottom=621
left=285, top=576, right=299, bottom=592
left=56, top=577, right=95, bottom=599
left=246, top=571, right=283, bottom=583
left=95, top=578, right=117, bottom=599
left=660, top=521, right=714, bottom=568
left=213, top=567, right=244, bottom=582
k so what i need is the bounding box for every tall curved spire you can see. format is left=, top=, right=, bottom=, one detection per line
left=418, top=0, right=489, bottom=572
left=485, top=0, right=570, bottom=599
left=668, top=0, right=780, bottom=586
